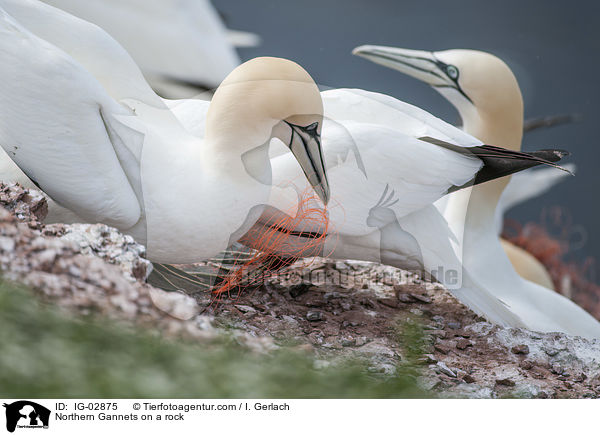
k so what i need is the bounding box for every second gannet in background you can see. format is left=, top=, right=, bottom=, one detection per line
left=353, top=45, right=561, bottom=291
left=0, top=5, right=329, bottom=264
left=42, top=0, right=257, bottom=98
left=353, top=45, right=600, bottom=338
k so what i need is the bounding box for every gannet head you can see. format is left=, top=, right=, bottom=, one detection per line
left=206, top=57, right=329, bottom=204
left=353, top=46, right=523, bottom=150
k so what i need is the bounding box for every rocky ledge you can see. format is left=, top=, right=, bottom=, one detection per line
left=1, top=182, right=598, bottom=398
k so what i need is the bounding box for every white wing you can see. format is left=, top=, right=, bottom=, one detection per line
left=268, top=88, right=484, bottom=229
left=43, top=0, right=239, bottom=95
left=322, top=88, right=482, bottom=147
left=1, top=0, right=162, bottom=107
left=0, top=8, right=141, bottom=228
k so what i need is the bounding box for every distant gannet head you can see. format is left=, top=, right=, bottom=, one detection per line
left=206, top=57, right=329, bottom=204
left=353, top=46, right=523, bottom=150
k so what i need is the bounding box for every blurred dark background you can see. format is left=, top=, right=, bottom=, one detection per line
left=217, top=0, right=599, bottom=280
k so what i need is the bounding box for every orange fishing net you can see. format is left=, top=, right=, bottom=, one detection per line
left=213, top=187, right=338, bottom=298
left=503, top=207, right=600, bottom=319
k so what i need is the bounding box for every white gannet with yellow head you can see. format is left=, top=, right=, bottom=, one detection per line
left=353, top=45, right=600, bottom=337
left=165, top=50, right=574, bottom=331
left=0, top=4, right=329, bottom=264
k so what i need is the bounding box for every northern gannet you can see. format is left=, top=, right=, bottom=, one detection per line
left=353, top=45, right=600, bottom=337
left=0, top=6, right=329, bottom=265
left=42, top=0, right=255, bottom=98
left=169, top=82, right=569, bottom=327
left=353, top=45, right=569, bottom=291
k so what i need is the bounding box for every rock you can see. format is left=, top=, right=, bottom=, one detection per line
left=378, top=298, right=400, bottom=308
left=355, top=336, right=368, bottom=347
left=3, top=183, right=599, bottom=399
left=436, top=361, right=457, bottom=378
left=456, top=338, right=473, bottom=350
left=419, top=354, right=437, bottom=364
left=0, top=236, right=15, bottom=252
left=0, top=183, right=291, bottom=352
left=520, top=360, right=534, bottom=370
left=235, top=304, right=257, bottom=314
left=511, top=344, right=530, bottom=355
left=551, top=365, right=568, bottom=376
left=340, top=301, right=352, bottom=311
left=410, top=293, right=432, bottom=304
left=57, top=223, right=152, bottom=282
left=341, top=337, right=356, bottom=347
left=463, top=374, right=476, bottom=384
left=306, top=311, right=323, bottom=322
left=428, top=330, right=447, bottom=339
left=324, top=291, right=346, bottom=300
left=149, top=288, right=199, bottom=320
left=543, top=346, right=560, bottom=356
left=434, top=344, right=451, bottom=355
left=397, top=293, right=414, bottom=303
left=0, top=182, right=48, bottom=223
left=335, top=261, right=349, bottom=271
left=288, top=283, right=309, bottom=298
left=496, top=378, right=516, bottom=387
left=573, top=373, right=587, bottom=383
left=280, top=315, right=299, bottom=326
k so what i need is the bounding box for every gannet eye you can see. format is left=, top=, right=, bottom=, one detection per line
left=445, top=65, right=459, bottom=80
left=304, top=122, right=319, bottom=133
left=299, top=122, right=320, bottom=140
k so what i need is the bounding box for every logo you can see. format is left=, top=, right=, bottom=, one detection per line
left=3, top=401, right=50, bottom=433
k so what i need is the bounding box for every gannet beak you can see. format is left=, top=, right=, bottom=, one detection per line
left=352, top=45, right=452, bottom=87
left=353, top=45, right=474, bottom=104
left=285, top=121, right=330, bottom=205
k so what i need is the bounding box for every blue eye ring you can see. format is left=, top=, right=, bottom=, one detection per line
left=446, top=65, right=459, bottom=80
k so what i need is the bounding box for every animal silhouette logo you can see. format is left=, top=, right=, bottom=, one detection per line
left=368, top=184, right=424, bottom=273
left=3, top=401, right=50, bottom=433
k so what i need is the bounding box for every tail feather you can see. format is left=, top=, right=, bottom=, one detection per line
left=466, top=146, right=572, bottom=188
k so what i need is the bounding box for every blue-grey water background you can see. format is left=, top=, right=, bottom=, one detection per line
left=217, top=0, right=600, bottom=281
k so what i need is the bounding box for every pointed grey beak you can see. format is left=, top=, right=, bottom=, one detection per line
left=352, top=45, right=451, bottom=87
left=286, top=122, right=330, bottom=205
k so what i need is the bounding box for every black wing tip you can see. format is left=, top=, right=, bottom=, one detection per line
left=466, top=145, right=574, bottom=186
left=418, top=137, right=575, bottom=185
left=539, top=148, right=570, bottom=159
left=543, top=149, right=574, bottom=175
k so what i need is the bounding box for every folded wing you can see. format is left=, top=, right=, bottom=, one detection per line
left=0, top=7, right=141, bottom=228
